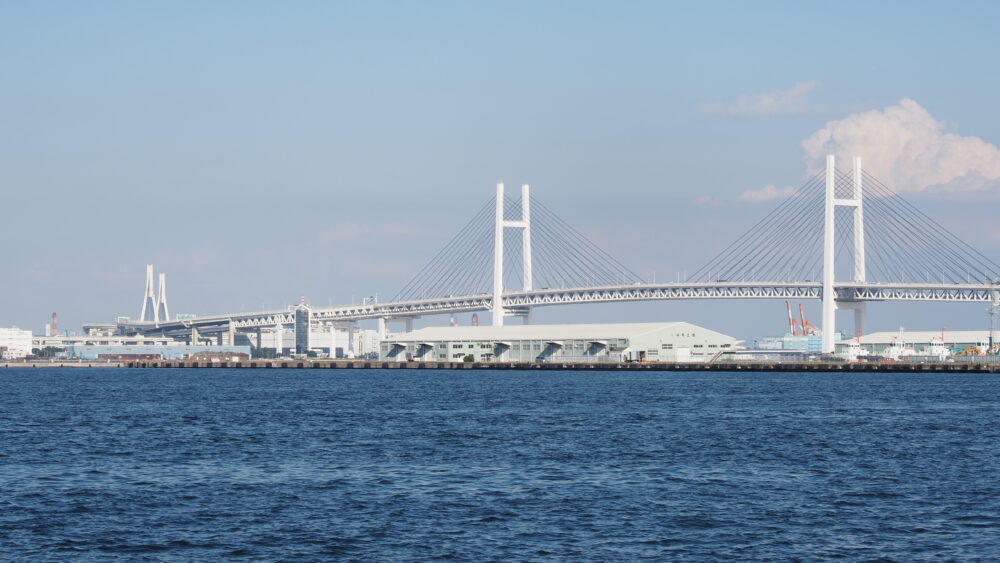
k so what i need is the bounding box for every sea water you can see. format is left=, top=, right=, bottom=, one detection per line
left=1, top=368, right=998, bottom=560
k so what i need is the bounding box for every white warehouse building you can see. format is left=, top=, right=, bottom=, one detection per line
left=0, top=327, right=33, bottom=360
left=380, top=322, right=740, bottom=363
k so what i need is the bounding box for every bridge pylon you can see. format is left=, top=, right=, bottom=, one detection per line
left=492, top=182, right=532, bottom=326
left=156, top=273, right=170, bottom=322
left=140, top=264, right=158, bottom=322
left=822, top=155, right=867, bottom=353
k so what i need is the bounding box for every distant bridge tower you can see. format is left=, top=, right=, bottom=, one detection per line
left=156, top=273, right=170, bottom=322
left=492, top=182, right=532, bottom=326
left=140, top=264, right=158, bottom=322
left=822, top=155, right=867, bottom=354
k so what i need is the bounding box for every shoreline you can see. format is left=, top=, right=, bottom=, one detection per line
left=1, top=361, right=125, bottom=368
left=4, top=359, right=998, bottom=373
left=113, top=359, right=1000, bottom=373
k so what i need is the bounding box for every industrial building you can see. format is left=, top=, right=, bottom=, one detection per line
left=757, top=332, right=842, bottom=353
left=255, top=327, right=380, bottom=358
left=0, top=327, right=33, bottom=359
left=380, top=322, right=739, bottom=363
left=33, top=334, right=181, bottom=349
left=65, top=345, right=250, bottom=360
left=30, top=334, right=249, bottom=360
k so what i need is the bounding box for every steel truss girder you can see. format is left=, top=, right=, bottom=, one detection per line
left=117, top=282, right=998, bottom=336
left=840, top=285, right=995, bottom=302
left=231, top=314, right=294, bottom=329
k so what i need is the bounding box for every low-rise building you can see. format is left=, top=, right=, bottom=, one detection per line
left=253, top=327, right=380, bottom=358
left=66, top=345, right=250, bottom=360
left=188, top=351, right=251, bottom=362
left=380, top=322, right=739, bottom=363
left=0, top=327, right=33, bottom=359
left=756, top=332, right=841, bottom=353
left=33, top=334, right=181, bottom=349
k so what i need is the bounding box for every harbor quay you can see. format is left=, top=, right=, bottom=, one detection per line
left=1, top=361, right=125, bottom=368
left=117, top=358, right=1000, bottom=373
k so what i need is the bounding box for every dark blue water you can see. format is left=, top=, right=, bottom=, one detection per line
left=1, top=369, right=998, bottom=560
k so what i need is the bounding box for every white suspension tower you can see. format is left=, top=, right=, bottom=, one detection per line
left=140, top=264, right=158, bottom=322
left=492, top=182, right=532, bottom=326
left=156, top=272, right=170, bottom=322
left=822, top=155, right=866, bottom=354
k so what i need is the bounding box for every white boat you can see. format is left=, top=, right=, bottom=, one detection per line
left=840, top=339, right=865, bottom=362
left=922, top=336, right=951, bottom=361
left=882, top=329, right=917, bottom=361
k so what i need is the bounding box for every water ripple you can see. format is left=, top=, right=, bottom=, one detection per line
left=0, top=368, right=998, bottom=559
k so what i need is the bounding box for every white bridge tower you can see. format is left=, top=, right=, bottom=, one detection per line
left=139, top=264, right=171, bottom=323
left=822, top=155, right=866, bottom=354
left=492, top=182, right=532, bottom=326
left=140, top=264, right=157, bottom=322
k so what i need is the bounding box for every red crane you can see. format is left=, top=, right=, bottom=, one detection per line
left=786, top=301, right=797, bottom=335
left=798, top=303, right=817, bottom=335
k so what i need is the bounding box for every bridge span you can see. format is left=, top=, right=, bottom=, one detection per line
left=114, top=155, right=1000, bottom=354
left=119, top=280, right=999, bottom=343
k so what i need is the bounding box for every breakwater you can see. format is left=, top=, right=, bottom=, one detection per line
left=2, top=361, right=124, bottom=368
left=121, top=359, right=1000, bottom=373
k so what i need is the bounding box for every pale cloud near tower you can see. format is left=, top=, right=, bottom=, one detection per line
left=701, top=82, right=820, bottom=116
left=740, top=184, right=796, bottom=202
left=803, top=98, right=1000, bottom=193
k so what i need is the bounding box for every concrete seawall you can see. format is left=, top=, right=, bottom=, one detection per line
left=118, top=359, right=1000, bottom=373
left=1, top=362, right=125, bottom=368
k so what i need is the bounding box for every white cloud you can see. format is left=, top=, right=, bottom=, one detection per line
left=802, top=98, right=1000, bottom=193
left=740, top=184, right=795, bottom=202
left=702, top=81, right=819, bottom=116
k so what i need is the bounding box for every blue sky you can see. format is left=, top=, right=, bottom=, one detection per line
left=3, top=1, right=1000, bottom=339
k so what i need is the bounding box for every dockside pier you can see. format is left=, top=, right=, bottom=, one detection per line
left=120, top=359, right=1000, bottom=373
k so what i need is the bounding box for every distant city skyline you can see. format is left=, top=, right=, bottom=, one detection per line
left=3, top=1, right=1000, bottom=340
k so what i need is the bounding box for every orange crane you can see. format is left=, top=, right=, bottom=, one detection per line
left=784, top=302, right=818, bottom=335
left=799, top=303, right=818, bottom=335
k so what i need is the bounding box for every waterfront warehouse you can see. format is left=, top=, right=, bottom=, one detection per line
left=380, top=322, right=739, bottom=363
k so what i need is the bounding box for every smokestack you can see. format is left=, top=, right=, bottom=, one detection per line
left=51, top=312, right=58, bottom=336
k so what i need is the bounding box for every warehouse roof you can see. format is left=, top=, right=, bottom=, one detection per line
left=385, top=322, right=730, bottom=342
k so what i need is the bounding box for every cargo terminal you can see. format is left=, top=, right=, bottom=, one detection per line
left=380, top=322, right=740, bottom=363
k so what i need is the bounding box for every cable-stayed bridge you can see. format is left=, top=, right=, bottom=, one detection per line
left=118, top=155, right=1000, bottom=354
